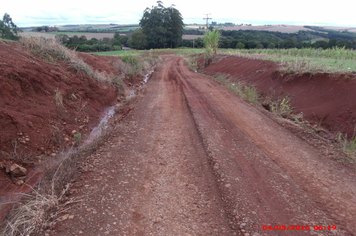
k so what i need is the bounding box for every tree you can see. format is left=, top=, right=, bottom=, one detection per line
left=236, top=42, right=245, bottom=49
left=140, top=1, right=184, bottom=49
left=256, top=43, right=264, bottom=49
left=313, top=40, right=328, bottom=49
left=129, top=29, right=148, bottom=50
left=0, top=13, right=19, bottom=40
left=267, top=43, right=276, bottom=49
left=203, top=30, right=221, bottom=65
left=79, top=35, right=87, bottom=42
left=55, top=34, right=69, bottom=44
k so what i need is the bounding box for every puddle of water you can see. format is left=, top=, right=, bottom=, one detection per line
left=127, top=66, right=156, bottom=99
left=82, top=104, right=118, bottom=148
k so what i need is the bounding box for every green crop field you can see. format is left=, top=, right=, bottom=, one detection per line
left=90, top=47, right=356, bottom=73
left=222, top=48, right=356, bottom=72
left=90, top=48, right=204, bottom=56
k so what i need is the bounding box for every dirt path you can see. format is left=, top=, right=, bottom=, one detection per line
left=54, top=56, right=356, bottom=236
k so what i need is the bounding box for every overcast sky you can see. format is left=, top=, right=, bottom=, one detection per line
left=2, top=0, right=356, bottom=27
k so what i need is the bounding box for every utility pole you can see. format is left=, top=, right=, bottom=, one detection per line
left=203, top=14, right=212, bottom=31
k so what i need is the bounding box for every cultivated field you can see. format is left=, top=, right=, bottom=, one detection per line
left=20, top=32, right=117, bottom=39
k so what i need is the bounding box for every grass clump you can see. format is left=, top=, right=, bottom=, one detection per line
left=269, top=97, right=294, bottom=117
left=19, top=36, right=117, bottom=84
left=213, top=74, right=259, bottom=104
left=114, top=55, right=160, bottom=79
left=337, top=133, right=356, bottom=157
left=1, top=183, right=78, bottom=236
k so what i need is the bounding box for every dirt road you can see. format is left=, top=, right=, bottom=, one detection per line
left=55, top=56, right=356, bottom=236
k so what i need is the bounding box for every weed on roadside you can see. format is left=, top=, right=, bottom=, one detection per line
left=114, top=55, right=160, bottom=79
left=1, top=183, right=80, bottom=236
left=213, top=74, right=259, bottom=104
left=270, top=97, right=294, bottom=117
left=337, top=133, right=356, bottom=158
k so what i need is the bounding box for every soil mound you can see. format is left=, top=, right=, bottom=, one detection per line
left=202, top=55, right=356, bottom=139
left=0, top=41, right=118, bottom=159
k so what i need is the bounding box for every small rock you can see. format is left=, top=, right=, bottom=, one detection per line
left=51, top=153, right=57, bottom=157
left=27, top=121, right=34, bottom=127
left=69, top=215, right=74, bottom=219
left=64, top=137, right=70, bottom=142
left=14, top=179, right=24, bottom=186
left=79, top=125, right=85, bottom=130
left=72, top=130, right=77, bottom=134
left=10, top=164, right=27, bottom=178
left=25, top=138, right=30, bottom=142
left=62, top=214, right=69, bottom=220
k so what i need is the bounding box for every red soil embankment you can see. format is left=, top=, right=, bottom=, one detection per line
left=202, top=55, right=356, bottom=139
left=0, top=42, right=118, bottom=158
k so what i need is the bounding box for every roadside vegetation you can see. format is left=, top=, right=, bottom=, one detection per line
left=211, top=72, right=356, bottom=162
left=114, top=54, right=161, bottom=80
left=1, top=35, right=160, bottom=235
left=220, top=47, right=356, bottom=73
left=203, top=30, right=221, bottom=66
left=19, top=36, right=121, bottom=85
left=0, top=13, right=20, bottom=40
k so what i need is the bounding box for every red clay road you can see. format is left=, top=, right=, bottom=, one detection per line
left=55, top=56, right=356, bottom=236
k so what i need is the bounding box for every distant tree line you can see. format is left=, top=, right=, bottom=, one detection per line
left=55, top=32, right=128, bottom=52
left=59, top=29, right=355, bottom=52
left=304, top=26, right=356, bottom=40
left=181, top=29, right=356, bottom=50
left=33, top=26, right=59, bottom=32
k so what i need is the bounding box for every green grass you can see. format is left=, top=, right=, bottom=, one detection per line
left=221, top=48, right=356, bottom=73
left=90, top=50, right=143, bottom=56
left=0, top=38, right=17, bottom=42
left=276, top=57, right=356, bottom=72
left=89, top=48, right=204, bottom=56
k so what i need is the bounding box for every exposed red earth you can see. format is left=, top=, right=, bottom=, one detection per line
left=0, top=41, right=122, bottom=221
left=1, top=42, right=356, bottom=236
left=53, top=56, right=356, bottom=235
left=202, top=55, right=356, bottom=139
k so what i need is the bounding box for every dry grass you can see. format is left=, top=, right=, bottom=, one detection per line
left=54, top=88, right=63, bottom=107
left=113, top=55, right=161, bottom=79
left=1, top=183, right=79, bottom=236
left=19, top=36, right=117, bottom=84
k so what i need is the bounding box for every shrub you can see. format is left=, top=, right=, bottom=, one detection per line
left=121, top=55, right=139, bottom=67
left=19, top=36, right=117, bottom=84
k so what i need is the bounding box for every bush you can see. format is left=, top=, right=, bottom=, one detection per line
left=121, top=54, right=139, bottom=67
left=236, top=42, right=245, bottom=49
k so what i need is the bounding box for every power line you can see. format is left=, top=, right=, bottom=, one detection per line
left=203, top=14, right=212, bottom=31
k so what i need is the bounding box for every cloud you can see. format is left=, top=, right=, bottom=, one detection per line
left=1, top=0, right=356, bottom=27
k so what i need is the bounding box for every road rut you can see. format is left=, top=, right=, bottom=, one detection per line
left=55, top=56, right=356, bottom=236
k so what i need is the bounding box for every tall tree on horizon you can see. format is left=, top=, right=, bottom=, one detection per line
left=140, top=1, right=184, bottom=49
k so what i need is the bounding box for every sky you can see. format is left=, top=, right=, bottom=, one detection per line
left=1, top=0, right=356, bottom=27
